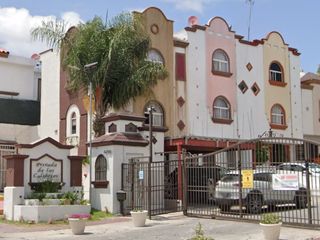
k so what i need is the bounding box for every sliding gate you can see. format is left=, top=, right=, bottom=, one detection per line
left=184, top=137, right=320, bottom=228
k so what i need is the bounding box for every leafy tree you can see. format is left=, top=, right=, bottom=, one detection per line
left=31, top=13, right=168, bottom=136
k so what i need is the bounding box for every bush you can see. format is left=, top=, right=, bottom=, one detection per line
left=33, top=180, right=62, bottom=193
left=190, top=223, right=214, bottom=240
left=260, top=213, right=281, bottom=224
left=63, top=191, right=79, bottom=205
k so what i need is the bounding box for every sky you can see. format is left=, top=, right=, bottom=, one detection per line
left=0, top=0, right=318, bottom=73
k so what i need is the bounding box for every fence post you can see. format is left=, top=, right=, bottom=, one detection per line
left=148, top=161, right=152, bottom=219
left=237, top=145, right=243, bottom=218
left=182, top=149, right=188, bottom=215
left=304, top=142, right=312, bottom=225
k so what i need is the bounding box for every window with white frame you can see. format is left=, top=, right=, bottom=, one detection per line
left=212, top=49, right=229, bottom=73
left=147, top=49, right=164, bottom=64
left=95, top=155, right=107, bottom=181
left=144, top=101, right=164, bottom=127
left=269, top=62, right=283, bottom=82
left=213, top=97, right=231, bottom=120
left=271, top=104, right=285, bottom=125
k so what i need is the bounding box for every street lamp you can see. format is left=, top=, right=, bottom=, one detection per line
left=147, top=106, right=155, bottom=219
left=84, top=61, right=98, bottom=204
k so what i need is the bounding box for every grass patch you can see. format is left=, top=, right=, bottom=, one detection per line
left=90, top=208, right=113, bottom=221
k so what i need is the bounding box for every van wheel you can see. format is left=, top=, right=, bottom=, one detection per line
left=246, top=193, right=263, bottom=214
left=295, top=190, right=307, bottom=209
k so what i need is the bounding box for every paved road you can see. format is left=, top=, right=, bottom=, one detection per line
left=1, top=212, right=320, bottom=240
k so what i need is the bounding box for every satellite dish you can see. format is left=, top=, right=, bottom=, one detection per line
left=188, top=16, right=198, bottom=27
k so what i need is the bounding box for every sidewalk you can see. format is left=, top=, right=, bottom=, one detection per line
left=1, top=212, right=320, bottom=240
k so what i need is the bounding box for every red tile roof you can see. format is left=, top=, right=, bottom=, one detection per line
left=91, top=132, right=149, bottom=147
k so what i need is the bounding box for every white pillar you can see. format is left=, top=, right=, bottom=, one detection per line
left=4, top=186, right=24, bottom=221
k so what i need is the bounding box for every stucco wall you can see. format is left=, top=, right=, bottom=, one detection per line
left=38, top=50, right=60, bottom=141
left=236, top=42, right=269, bottom=139
left=312, top=85, right=320, bottom=135
left=302, top=89, right=315, bottom=136
left=132, top=7, right=175, bottom=136
left=263, top=32, right=292, bottom=136
left=0, top=55, right=37, bottom=100
left=289, top=52, right=303, bottom=138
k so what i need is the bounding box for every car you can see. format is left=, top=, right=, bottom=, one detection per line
left=276, top=162, right=320, bottom=175
left=213, top=170, right=307, bottom=214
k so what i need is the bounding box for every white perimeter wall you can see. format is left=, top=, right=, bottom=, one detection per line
left=38, top=50, right=60, bottom=141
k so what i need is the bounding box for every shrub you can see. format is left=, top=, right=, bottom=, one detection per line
left=260, top=213, right=281, bottom=224
left=190, top=223, right=214, bottom=240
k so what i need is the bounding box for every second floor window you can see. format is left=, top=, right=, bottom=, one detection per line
left=271, top=104, right=285, bottom=125
left=144, top=101, right=164, bottom=127
left=213, top=97, right=231, bottom=120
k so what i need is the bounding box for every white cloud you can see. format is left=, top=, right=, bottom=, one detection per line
left=162, top=0, right=222, bottom=13
left=0, top=7, right=82, bottom=58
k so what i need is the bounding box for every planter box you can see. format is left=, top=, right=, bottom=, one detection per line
left=68, top=218, right=87, bottom=235
left=130, top=210, right=148, bottom=227
left=260, top=223, right=282, bottom=240
left=42, top=199, right=61, bottom=205
left=14, top=204, right=91, bottom=223
left=25, top=199, right=40, bottom=206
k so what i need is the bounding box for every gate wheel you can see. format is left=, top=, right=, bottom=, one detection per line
left=246, top=193, right=263, bottom=214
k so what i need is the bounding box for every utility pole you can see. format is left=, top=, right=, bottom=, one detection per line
left=246, top=0, right=255, bottom=41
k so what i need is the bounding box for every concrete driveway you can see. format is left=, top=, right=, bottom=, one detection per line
left=1, top=212, right=320, bottom=240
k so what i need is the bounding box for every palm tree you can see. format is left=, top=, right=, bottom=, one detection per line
left=31, top=13, right=168, bottom=136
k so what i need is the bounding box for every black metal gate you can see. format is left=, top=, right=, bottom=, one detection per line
left=184, top=137, right=320, bottom=227
left=121, top=153, right=184, bottom=216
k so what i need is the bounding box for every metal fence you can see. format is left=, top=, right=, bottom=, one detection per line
left=0, top=144, right=15, bottom=192
left=121, top=154, right=183, bottom=216
left=184, top=137, right=320, bottom=227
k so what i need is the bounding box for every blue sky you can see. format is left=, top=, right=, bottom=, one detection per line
left=0, top=0, right=318, bottom=73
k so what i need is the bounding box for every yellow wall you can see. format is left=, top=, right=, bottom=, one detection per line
left=263, top=32, right=291, bottom=129
left=133, top=7, right=174, bottom=136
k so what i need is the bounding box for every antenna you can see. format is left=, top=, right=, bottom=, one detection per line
left=246, top=0, right=255, bottom=40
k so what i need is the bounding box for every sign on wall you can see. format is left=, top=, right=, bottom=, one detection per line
left=30, top=155, right=63, bottom=183
left=272, top=174, right=299, bottom=190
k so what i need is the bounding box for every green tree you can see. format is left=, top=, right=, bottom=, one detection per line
left=31, top=13, right=168, bottom=135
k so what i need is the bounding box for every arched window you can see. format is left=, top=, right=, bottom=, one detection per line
left=212, top=49, right=230, bottom=73
left=144, top=101, right=164, bottom=127
left=213, top=96, right=231, bottom=120
left=95, top=155, right=107, bottom=181
left=271, top=104, right=285, bottom=125
left=269, top=62, right=283, bottom=82
left=71, top=112, right=77, bottom=135
left=147, top=49, right=164, bottom=64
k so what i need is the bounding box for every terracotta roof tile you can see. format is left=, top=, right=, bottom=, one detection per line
left=91, top=132, right=148, bottom=147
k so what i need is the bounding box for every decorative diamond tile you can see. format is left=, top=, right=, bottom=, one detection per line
left=177, top=120, right=185, bottom=130
left=238, top=80, right=248, bottom=94
left=246, top=62, right=253, bottom=71
left=152, top=136, right=157, bottom=144
left=177, top=96, right=185, bottom=107
left=251, top=82, right=260, bottom=96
